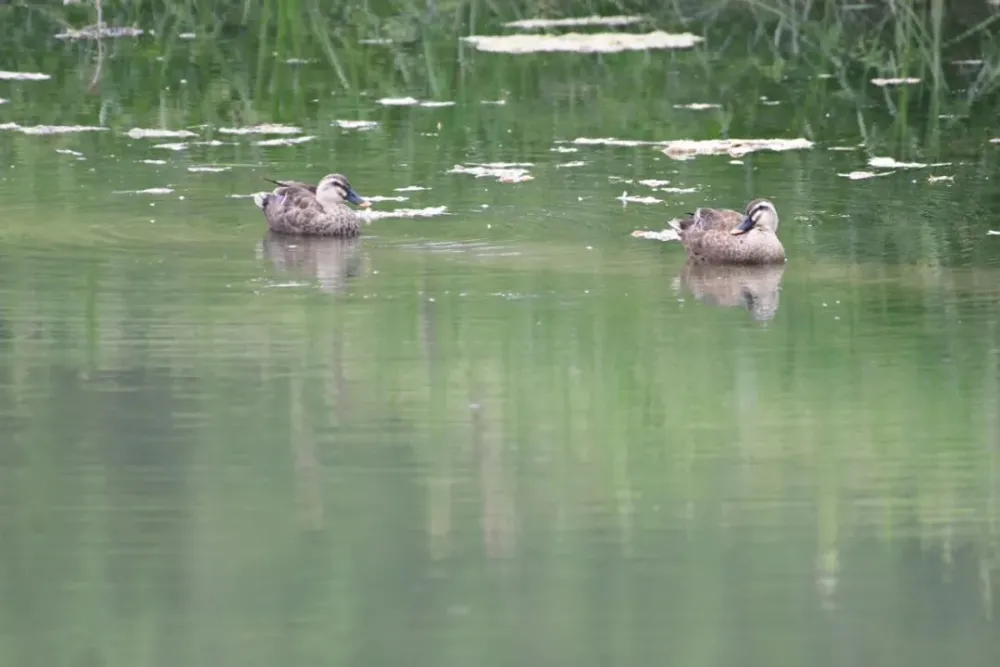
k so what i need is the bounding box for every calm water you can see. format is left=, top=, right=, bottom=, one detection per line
left=2, top=19, right=1000, bottom=667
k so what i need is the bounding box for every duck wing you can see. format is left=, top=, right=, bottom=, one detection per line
left=683, top=207, right=743, bottom=232
left=264, top=177, right=316, bottom=193
left=262, top=185, right=331, bottom=234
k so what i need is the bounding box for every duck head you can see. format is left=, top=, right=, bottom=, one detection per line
left=731, top=199, right=779, bottom=236
left=316, top=173, right=370, bottom=208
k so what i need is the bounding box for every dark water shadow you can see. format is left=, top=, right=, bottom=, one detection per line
left=257, top=233, right=366, bottom=293
left=678, top=262, right=786, bottom=322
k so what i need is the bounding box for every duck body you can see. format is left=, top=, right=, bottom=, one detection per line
left=668, top=198, right=785, bottom=265
left=253, top=173, right=368, bottom=237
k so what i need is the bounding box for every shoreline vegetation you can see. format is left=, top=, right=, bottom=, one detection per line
left=0, top=0, right=996, bottom=101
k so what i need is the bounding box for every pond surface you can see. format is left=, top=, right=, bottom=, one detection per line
left=2, top=18, right=1000, bottom=667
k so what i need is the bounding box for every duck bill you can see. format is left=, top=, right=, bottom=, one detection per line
left=730, top=215, right=755, bottom=236
left=346, top=187, right=371, bottom=208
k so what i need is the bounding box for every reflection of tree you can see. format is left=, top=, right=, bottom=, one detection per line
left=290, top=369, right=324, bottom=531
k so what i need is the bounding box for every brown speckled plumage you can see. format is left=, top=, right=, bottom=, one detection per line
left=668, top=198, right=785, bottom=265
left=254, top=173, right=366, bottom=237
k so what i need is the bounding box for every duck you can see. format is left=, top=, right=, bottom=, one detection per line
left=252, top=173, right=370, bottom=237
left=667, top=198, right=785, bottom=265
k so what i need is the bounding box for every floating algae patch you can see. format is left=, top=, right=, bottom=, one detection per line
left=376, top=97, right=455, bottom=107
left=634, top=179, right=697, bottom=194
left=448, top=163, right=535, bottom=183
left=660, top=138, right=813, bottom=160
left=673, top=103, right=721, bottom=110
left=0, top=71, right=51, bottom=80
left=504, top=15, right=647, bottom=30
left=152, top=139, right=228, bottom=150
left=631, top=229, right=680, bottom=242
left=114, top=187, right=175, bottom=195
left=871, top=77, right=921, bottom=86
left=359, top=206, right=448, bottom=220
left=462, top=31, right=702, bottom=54
left=126, top=128, right=198, bottom=139
left=837, top=171, right=895, bottom=181
left=618, top=192, right=662, bottom=204
left=334, top=120, right=379, bottom=130
left=364, top=195, right=410, bottom=203
left=573, top=137, right=659, bottom=147
left=219, top=124, right=301, bottom=135
left=0, top=123, right=107, bottom=135
left=868, top=156, right=951, bottom=169
left=255, top=136, right=314, bottom=146
left=55, top=25, right=145, bottom=40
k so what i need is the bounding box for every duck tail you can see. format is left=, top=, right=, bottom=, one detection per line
left=263, top=177, right=288, bottom=188
left=252, top=192, right=270, bottom=210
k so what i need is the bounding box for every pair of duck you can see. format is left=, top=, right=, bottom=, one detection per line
left=253, top=173, right=785, bottom=265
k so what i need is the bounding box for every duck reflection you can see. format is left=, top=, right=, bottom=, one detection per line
left=257, top=232, right=366, bottom=293
left=678, top=261, right=786, bottom=322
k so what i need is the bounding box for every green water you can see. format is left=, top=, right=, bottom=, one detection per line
left=2, top=18, right=1000, bottom=667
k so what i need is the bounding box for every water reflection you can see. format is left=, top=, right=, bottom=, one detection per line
left=678, top=262, right=786, bottom=321
left=257, top=234, right=366, bottom=293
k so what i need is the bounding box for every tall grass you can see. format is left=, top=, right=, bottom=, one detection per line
left=4, top=0, right=999, bottom=100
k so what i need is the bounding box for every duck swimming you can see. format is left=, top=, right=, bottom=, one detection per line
left=253, top=173, right=369, bottom=237
left=668, top=198, right=785, bottom=265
